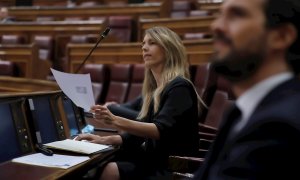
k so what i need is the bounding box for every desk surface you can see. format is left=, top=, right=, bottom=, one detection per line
left=0, top=148, right=117, bottom=180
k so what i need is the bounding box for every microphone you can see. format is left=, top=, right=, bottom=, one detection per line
left=75, top=27, right=111, bottom=73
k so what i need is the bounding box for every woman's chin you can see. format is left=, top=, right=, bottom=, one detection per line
left=144, top=61, right=153, bottom=68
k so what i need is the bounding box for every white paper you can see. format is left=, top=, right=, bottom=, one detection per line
left=44, top=139, right=111, bottom=154
left=51, top=68, right=95, bottom=111
left=12, top=153, right=90, bottom=169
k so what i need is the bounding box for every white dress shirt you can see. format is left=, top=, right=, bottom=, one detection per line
left=233, top=72, right=293, bottom=133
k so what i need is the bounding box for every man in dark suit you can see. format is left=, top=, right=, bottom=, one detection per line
left=193, top=0, right=300, bottom=179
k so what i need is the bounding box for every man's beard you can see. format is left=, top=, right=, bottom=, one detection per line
left=211, top=47, right=266, bottom=82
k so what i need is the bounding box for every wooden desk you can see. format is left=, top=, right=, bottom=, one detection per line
left=0, top=20, right=106, bottom=42
left=8, top=2, right=166, bottom=21
left=138, top=16, right=215, bottom=40
left=66, top=39, right=213, bottom=72
left=0, top=44, right=52, bottom=79
left=0, top=149, right=117, bottom=180
left=0, top=90, right=118, bottom=179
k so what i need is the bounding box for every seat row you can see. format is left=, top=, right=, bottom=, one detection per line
left=0, top=14, right=214, bottom=73
left=7, top=0, right=220, bottom=21
left=82, top=64, right=144, bottom=105
left=0, top=61, right=233, bottom=118
left=0, top=37, right=213, bottom=81
left=82, top=63, right=234, bottom=116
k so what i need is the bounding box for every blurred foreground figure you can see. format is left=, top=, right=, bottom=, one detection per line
left=193, top=0, right=300, bottom=179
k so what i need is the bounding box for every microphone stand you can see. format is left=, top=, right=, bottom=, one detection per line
left=75, top=27, right=111, bottom=73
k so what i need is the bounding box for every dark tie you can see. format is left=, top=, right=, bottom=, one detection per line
left=226, top=104, right=242, bottom=141
left=207, top=105, right=242, bottom=179
left=207, top=104, right=242, bottom=156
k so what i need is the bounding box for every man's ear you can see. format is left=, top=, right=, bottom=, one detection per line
left=268, top=24, right=297, bottom=51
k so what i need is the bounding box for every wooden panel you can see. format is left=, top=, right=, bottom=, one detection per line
left=8, top=3, right=163, bottom=21
left=0, top=77, right=59, bottom=93
left=0, top=44, right=51, bottom=79
left=66, top=39, right=214, bottom=72
left=0, top=20, right=106, bottom=41
left=138, top=16, right=215, bottom=40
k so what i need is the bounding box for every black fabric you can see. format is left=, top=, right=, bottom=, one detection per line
left=118, top=77, right=199, bottom=179
left=115, top=147, right=172, bottom=180
left=193, top=77, right=300, bottom=180
left=108, top=95, right=142, bottom=120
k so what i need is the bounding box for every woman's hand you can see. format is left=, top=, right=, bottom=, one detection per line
left=89, top=105, right=160, bottom=140
left=75, top=134, right=122, bottom=145
left=103, top=101, right=118, bottom=108
left=91, top=105, right=117, bottom=126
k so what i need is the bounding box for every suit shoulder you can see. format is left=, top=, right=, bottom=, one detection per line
left=254, top=93, right=300, bottom=128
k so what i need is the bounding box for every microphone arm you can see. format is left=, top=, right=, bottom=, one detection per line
left=75, top=27, right=111, bottom=73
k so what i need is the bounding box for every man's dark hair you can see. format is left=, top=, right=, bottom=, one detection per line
left=264, top=0, right=300, bottom=73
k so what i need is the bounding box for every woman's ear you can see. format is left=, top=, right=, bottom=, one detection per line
left=268, top=23, right=297, bottom=50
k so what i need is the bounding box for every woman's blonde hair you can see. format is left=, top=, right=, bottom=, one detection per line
left=138, top=26, right=205, bottom=119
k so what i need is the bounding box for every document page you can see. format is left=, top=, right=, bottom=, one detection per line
left=12, top=153, right=90, bottom=169
left=44, top=139, right=112, bottom=154
left=50, top=68, right=95, bottom=111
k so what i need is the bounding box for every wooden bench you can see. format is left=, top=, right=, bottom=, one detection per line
left=0, top=44, right=52, bottom=79
left=8, top=2, right=169, bottom=21
left=66, top=39, right=214, bottom=72
left=138, top=16, right=215, bottom=40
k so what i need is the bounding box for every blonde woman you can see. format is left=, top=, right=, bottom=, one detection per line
left=77, top=26, right=203, bottom=180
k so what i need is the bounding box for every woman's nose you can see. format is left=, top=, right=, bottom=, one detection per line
left=142, top=44, right=148, bottom=52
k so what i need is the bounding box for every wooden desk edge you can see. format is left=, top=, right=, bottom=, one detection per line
left=0, top=148, right=118, bottom=180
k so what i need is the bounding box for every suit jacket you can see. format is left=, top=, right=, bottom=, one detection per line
left=193, top=77, right=300, bottom=180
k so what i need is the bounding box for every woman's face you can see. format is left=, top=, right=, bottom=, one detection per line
left=142, top=34, right=165, bottom=71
